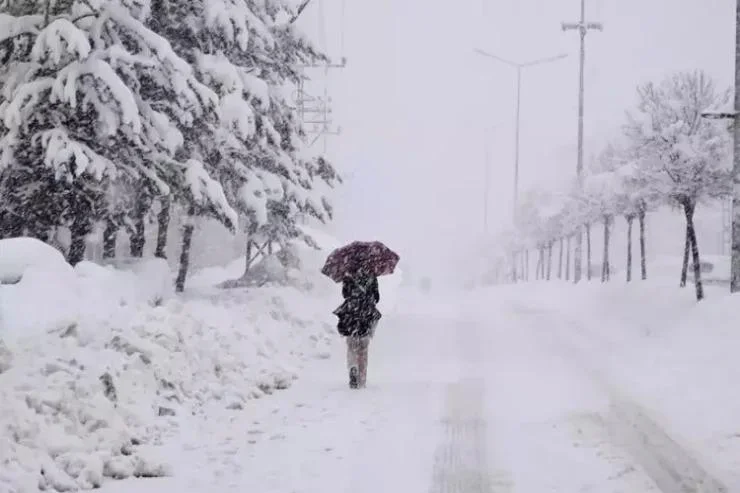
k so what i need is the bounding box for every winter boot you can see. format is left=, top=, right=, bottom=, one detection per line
left=349, top=366, right=359, bottom=389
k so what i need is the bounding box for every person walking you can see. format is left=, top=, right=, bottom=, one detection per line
left=321, top=240, right=399, bottom=389
left=334, top=269, right=381, bottom=389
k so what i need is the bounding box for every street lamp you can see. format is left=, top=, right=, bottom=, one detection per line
left=474, top=49, right=568, bottom=218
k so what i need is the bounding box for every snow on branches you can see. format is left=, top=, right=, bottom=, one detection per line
left=0, top=0, right=340, bottom=289
left=501, top=71, right=730, bottom=298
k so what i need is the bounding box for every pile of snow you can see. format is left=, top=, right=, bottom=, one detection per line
left=0, top=237, right=339, bottom=492
left=1, top=253, right=173, bottom=341
left=639, top=254, right=729, bottom=285
left=0, top=237, right=71, bottom=284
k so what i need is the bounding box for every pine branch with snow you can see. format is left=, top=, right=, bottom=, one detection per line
left=0, top=1, right=233, bottom=264
left=146, top=0, right=338, bottom=249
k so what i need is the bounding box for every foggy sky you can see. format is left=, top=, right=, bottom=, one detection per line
left=298, top=0, right=736, bottom=279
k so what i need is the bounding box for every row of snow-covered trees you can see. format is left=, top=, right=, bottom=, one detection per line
left=503, top=70, right=732, bottom=301
left=0, top=0, right=339, bottom=290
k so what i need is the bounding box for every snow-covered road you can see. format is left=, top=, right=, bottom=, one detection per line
left=99, top=292, right=727, bottom=493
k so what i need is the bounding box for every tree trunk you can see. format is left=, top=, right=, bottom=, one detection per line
left=565, top=236, right=571, bottom=281
left=537, top=247, right=546, bottom=280
left=244, top=237, right=253, bottom=277
left=547, top=242, right=553, bottom=280
left=602, top=216, right=611, bottom=283
left=0, top=211, right=23, bottom=239
left=586, top=223, right=592, bottom=281
left=626, top=215, right=634, bottom=282
left=155, top=197, right=170, bottom=259
left=68, top=215, right=91, bottom=266
left=524, top=249, right=529, bottom=281
left=103, top=220, right=118, bottom=259
left=512, top=252, right=518, bottom=283
left=129, top=204, right=147, bottom=258
left=639, top=210, right=647, bottom=280
left=680, top=223, right=690, bottom=288
left=26, top=223, right=51, bottom=242
left=517, top=251, right=522, bottom=281
left=558, top=237, right=564, bottom=279
left=540, top=247, right=546, bottom=279
left=684, top=201, right=704, bottom=301
left=175, top=213, right=195, bottom=293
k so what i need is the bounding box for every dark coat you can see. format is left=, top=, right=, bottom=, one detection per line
left=333, top=274, right=381, bottom=337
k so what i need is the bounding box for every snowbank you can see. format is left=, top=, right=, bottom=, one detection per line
left=0, top=237, right=70, bottom=284
left=1, top=256, right=173, bottom=341
left=0, top=242, right=338, bottom=492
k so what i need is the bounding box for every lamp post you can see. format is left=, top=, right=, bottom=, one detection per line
left=474, top=49, right=568, bottom=218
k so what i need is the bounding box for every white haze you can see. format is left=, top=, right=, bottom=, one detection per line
left=296, top=0, right=736, bottom=283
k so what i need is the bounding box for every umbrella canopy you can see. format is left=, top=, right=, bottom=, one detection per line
left=321, top=241, right=400, bottom=283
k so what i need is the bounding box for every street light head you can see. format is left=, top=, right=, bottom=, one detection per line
left=521, top=53, right=570, bottom=67
left=473, top=49, right=518, bottom=67
left=701, top=111, right=737, bottom=120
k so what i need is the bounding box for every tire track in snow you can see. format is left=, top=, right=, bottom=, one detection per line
left=508, top=301, right=728, bottom=493
left=607, top=397, right=728, bottom=493
left=429, top=379, right=512, bottom=493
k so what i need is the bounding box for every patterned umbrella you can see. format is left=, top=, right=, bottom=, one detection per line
left=321, top=241, right=400, bottom=283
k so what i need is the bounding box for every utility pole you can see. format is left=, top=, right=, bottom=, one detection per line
left=473, top=49, right=568, bottom=220
left=701, top=0, right=740, bottom=291
left=731, top=0, right=740, bottom=292
left=295, top=58, right=346, bottom=149
left=484, top=134, right=490, bottom=234
left=562, top=0, right=602, bottom=283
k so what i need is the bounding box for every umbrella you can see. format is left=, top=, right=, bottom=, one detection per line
left=321, top=241, right=400, bottom=283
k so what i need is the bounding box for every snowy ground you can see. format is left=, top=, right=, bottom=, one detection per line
left=88, top=280, right=737, bottom=493
left=3, top=237, right=737, bottom=492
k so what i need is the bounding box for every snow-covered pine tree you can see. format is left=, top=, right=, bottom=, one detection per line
left=147, top=0, right=340, bottom=281
left=624, top=70, right=732, bottom=300
left=0, top=0, right=237, bottom=267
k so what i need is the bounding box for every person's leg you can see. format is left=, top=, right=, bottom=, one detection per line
left=347, top=336, right=359, bottom=388
left=358, top=336, right=370, bottom=388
